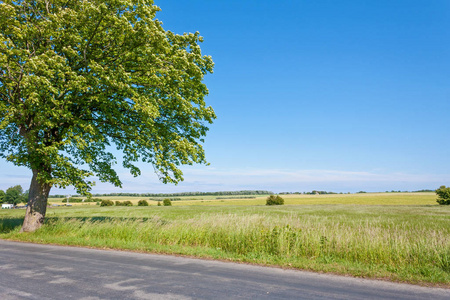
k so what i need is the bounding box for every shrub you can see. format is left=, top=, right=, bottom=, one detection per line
left=100, top=199, right=114, bottom=206
left=163, top=198, right=172, bottom=206
left=115, top=201, right=123, bottom=206
left=266, top=195, right=284, bottom=206
left=157, top=201, right=161, bottom=206
left=123, top=201, right=133, bottom=206
left=138, top=199, right=149, bottom=206
left=436, top=186, right=450, bottom=205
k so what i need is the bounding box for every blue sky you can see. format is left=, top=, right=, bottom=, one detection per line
left=1, top=0, right=449, bottom=194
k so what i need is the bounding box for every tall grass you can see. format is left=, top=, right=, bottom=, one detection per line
left=1, top=204, right=448, bottom=286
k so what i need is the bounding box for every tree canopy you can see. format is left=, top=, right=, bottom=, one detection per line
left=436, top=185, right=450, bottom=205
left=4, top=185, right=26, bottom=205
left=0, top=0, right=215, bottom=231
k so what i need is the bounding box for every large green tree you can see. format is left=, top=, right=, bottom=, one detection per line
left=0, top=0, right=215, bottom=231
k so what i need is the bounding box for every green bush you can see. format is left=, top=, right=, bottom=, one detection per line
left=138, top=199, right=149, bottom=206
left=436, top=186, right=450, bottom=205
left=115, top=200, right=133, bottom=206
left=163, top=198, right=172, bottom=206
left=157, top=201, right=161, bottom=206
left=100, top=199, right=114, bottom=206
left=266, top=195, right=284, bottom=206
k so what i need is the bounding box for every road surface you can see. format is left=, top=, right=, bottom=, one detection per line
left=0, top=240, right=448, bottom=299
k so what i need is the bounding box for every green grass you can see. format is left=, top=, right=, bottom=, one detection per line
left=48, top=192, right=437, bottom=206
left=1, top=196, right=449, bottom=287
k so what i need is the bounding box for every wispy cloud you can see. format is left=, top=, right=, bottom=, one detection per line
left=1, top=164, right=447, bottom=194
left=68, top=167, right=448, bottom=194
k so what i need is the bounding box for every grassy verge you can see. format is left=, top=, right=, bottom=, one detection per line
left=1, top=204, right=449, bottom=287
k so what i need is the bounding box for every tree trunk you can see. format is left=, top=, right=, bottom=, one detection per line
left=20, top=169, right=52, bottom=232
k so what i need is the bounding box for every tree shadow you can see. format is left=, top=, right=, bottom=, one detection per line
left=0, top=218, right=24, bottom=234
left=45, top=216, right=170, bottom=225
left=0, top=216, right=170, bottom=234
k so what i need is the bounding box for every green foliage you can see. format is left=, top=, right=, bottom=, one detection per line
left=138, top=199, right=149, bottom=206
left=0, top=0, right=215, bottom=196
left=436, top=186, right=450, bottom=205
left=157, top=201, right=162, bottom=206
left=163, top=198, right=172, bottom=206
left=266, top=195, right=284, bottom=206
left=4, top=185, right=26, bottom=205
left=0, top=190, right=4, bottom=204
left=115, top=200, right=131, bottom=206
left=100, top=199, right=114, bottom=207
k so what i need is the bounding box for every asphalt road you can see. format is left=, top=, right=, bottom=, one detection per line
left=0, top=240, right=448, bottom=300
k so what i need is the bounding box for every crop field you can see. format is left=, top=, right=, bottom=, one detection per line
left=1, top=192, right=449, bottom=287
left=48, top=192, right=437, bottom=206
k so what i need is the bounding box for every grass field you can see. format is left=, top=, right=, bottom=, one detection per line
left=1, top=192, right=449, bottom=287
left=49, top=192, right=437, bottom=206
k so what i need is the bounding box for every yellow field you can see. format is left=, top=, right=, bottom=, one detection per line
left=48, top=192, right=438, bottom=206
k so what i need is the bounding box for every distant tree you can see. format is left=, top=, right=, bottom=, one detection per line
left=266, top=195, right=284, bottom=206
left=0, top=0, right=215, bottom=232
left=138, top=199, right=149, bottom=206
left=21, top=190, right=29, bottom=204
left=436, top=186, right=450, bottom=205
left=163, top=198, right=172, bottom=206
left=0, top=190, right=4, bottom=204
left=123, top=201, right=133, bottom=206
left=100, top=199, right=114, bottom=207
left=4, top=185, right=25, bottom=205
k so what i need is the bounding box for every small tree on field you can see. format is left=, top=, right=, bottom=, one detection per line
left=266, top=195, right=284, bottom=206
left=436, top=186, right=450, bottom=205
left=163, top=198, right=172, bottom=206
left=123, top=201, right=133, bottom=206
left=100, top=199, right=114, bottom=207
left=138, top=199, right=149, bottom=206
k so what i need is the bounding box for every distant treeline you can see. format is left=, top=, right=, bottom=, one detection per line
left=384, top=190, right=435, bottom=193
left=280, top=189, right=436, bottom=195
left=148, top=197, right=182, bottom=201
left=216, top=196, right=256, bottom=199
left=49, top=190, right=272, bottom=198
left=279, top=191, right=341, bottom=195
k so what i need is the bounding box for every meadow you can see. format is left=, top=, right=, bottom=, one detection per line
left=48, top=192, right=437, bottom=206
left=1, top=192, right=449, bottom=287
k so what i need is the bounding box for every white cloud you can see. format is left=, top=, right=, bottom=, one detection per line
left=1, top=161, right=447, bottom=194
left=81, top=167, right=449, bottom=194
